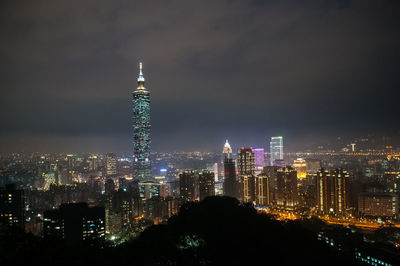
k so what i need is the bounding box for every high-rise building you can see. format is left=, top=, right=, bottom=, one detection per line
left=263, top=166, right=280, bottom=205
left=139, top=181, right=161, bottom=199
left=132, top=63, right=152, bottom=181
left=237, top=148, right=256, bottom=203
left=256, top=174, right=270, bottom=207
left=219, top=139, right=233, bottom=183
left=222, top=139, right=232, bottom=159
left=64, top=154, right=75, bottom=185
left=106, top=153, right=117, bottom=176
left=105, top=190, right=134, bottom=235
left=43, top=203, right=105, bottom=242
left=198, top=170, right=215, bottom=201
left=223, top=158, right=237, bottom=198
left=88, top=155, right=99, bottom=171
left=253, top=148, right=264, bottom=174
left=270, top=136, right=283, bottom=166
left=179, top=170, right=196, bottom=202
left=237, top=148, right=255, bottom=176
left=238, top=175, right=256, bottom=203
left=276, top=166, right=298, bottom=209
left=316, top=168, right=349, bottom=216
left=213, top=163, right=219, bottom=182
left=0, top=184, right=24, bottom=230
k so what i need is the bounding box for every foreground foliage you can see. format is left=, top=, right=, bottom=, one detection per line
left=1, top=196, right=354, bottom=265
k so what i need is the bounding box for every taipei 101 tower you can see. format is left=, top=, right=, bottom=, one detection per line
left=132, top=63, right=152, bottom=180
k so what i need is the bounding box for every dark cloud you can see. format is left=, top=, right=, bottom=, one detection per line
left=0, top=0, right=399, bottom=153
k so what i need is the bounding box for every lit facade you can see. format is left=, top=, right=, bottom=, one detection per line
left=293, top=158, right=307, bottom=179
left=237, top=147, right=255, bottom=176
left=256, top=174, right=270, bottom=206
left=222, top=139, right=232, bottom=159
left=179, top=170, right=196, bottom=202
left=316, top=168, right=349, bottom=216
left=219, top=139, right=233, bottom=182
left=88, top=155, right=99, bottom=171
left=270, top=136, right=283, bottom=166
left=276, top=166, right=298, bottom=208
left=132, top=63, right=152, bottom=181
left=105, top=190, right=134, bottom=235
left=106, top=153, right=117, bottom=176
left=238, top=175, right=255, bottom=203
left=139, top=181, right=161, bottom=199
left=263, top=166, right=280, bottom=205
left=237, top=148, right=256, bottom=203
left=253, top=148, right=264, bottom=174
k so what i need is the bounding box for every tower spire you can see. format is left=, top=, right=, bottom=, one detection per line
left=137, top=62, right=145, bottom=83
left=223, top=139, right=232, bottom=158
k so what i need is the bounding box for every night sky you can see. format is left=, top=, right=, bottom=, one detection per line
left=1, top=0, right=399, bottom=153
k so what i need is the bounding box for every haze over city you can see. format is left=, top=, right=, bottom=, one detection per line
left=1, top=0, right=399, bottom=153
left=1, top=1, right=400, bottom=265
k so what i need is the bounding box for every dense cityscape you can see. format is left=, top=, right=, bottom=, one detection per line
left=1, top=64, right=399, bottom=265
left=1, top=1, right=400, bottom=265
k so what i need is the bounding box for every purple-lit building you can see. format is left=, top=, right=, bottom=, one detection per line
left=253, top=148, right=264, bottom=174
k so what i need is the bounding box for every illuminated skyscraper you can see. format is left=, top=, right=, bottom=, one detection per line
left=276, top=166, right=298, bottom=209
left=179, top=170, right=196, bottom=202
left=238, top=175, right=255, bottom=203
left=256, top=174, right=270, bottom=207
left=270, top=136, right=283, bottom=166
left=237, top=148, right=256, bottom=203
left=222, top=139, right=232, bottom=159
left=237, top=148, right=255, bottom=176
left=316, top=168, right=349, bottom=216
left=223, top=158, right=237, bottom=198
left=88, top=155, right=99, bottom=171
left=218, top=139, right=232, bottom=182
left=132, top=63, right=152, bottom=180
left=263, top=166, right=280, bottom=204
left=253, top=148, right=264, bottom=174
left=64, top=154, right=75, bottom=184
left=106, top=153, right=117, bottom=176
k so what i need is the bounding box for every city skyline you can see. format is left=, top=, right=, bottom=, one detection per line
left=1, top=1, right=400, bottom=265
left=1, top=1, right=399, bottom=153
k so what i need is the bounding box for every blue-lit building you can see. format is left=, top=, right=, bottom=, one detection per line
left=132, top=63, right=152, bottom=181
left=270, top=136, right=283, bottom=166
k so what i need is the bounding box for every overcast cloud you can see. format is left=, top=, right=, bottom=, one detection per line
left=0, top=0, right=399, bottom=153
